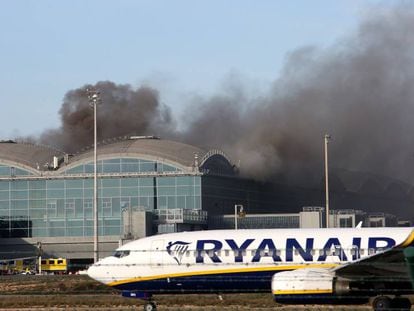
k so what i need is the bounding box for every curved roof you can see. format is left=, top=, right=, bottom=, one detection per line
left=0, top=141, right=65, bottom=172
left=0, top=138, right=235, bottom=175
left=333, top=168, right=411, bottom=195
left=68, top=137, right=208, bottom=170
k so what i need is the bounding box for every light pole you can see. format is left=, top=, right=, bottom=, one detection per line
left=36, top=242, right=42, bottom=275
left=324, top=134, right=331, bottom=228
left=234, top=204, right=244, bottom=230
left=87, top=88, right=101, bottom=263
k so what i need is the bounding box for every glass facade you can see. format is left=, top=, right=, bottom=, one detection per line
left=0, top=158, right=201, bottom=238
left=210, top=214, right=300, bottom=229
left=0, top=164, right=33, bottom=177
left=339, top=217, right=353, bottom=228
left=64, top=158, right=181, bottom=174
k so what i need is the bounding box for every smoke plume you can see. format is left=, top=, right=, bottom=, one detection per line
left=38, top=4, right=414, bottom=187
left=182, top=4, right=414, bottom=185
left=39, top=81, right=174, bottom=153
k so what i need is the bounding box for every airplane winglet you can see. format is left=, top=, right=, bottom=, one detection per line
left=355, top=221, right=363, bottom=229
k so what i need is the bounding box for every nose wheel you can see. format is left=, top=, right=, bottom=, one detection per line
left=143, top=301, right=157, bottom=311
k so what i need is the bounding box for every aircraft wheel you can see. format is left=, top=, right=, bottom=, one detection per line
left=372, top=296, right=392, bottom=311
left=391, top=297, right=411, bottom=311
left=143, top=302, right=157, bottom=311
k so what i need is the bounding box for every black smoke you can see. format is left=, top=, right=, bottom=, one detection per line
left=38, top=4, right=414, bottom=188
left=182, top=4, right=414, bottom=185
left=39, top=81, right=174, bottom=153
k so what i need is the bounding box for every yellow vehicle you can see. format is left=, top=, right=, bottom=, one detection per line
left=41, top=258, right=67, bottom=274
left=0, top=258, right=34, bottom=274
left=0, top=260, right=22, bottom=274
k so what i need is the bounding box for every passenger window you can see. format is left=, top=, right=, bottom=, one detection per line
left=225, top=250, right=229, bottom=257
left=360, top=249, right=365, bottom=255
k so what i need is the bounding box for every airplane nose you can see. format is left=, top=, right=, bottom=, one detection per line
left=87, top=264, right=106, bottom=284
left=87, top=264, right=98, bottom=280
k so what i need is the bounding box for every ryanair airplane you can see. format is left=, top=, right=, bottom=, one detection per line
left=87, top=227, right=414, bottom=311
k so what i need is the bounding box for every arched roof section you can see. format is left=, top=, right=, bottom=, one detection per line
left=0, top=141, right=65, bottom=173
left=64, top=138, right=209, bottom=173
left=200, top=150, right=236, bottom=176
left=333, top=168, right=412, bottom=196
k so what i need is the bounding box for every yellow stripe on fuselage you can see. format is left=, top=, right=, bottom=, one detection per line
left=273, top=289, right=333, bottom=295
left=108, top=263, right=339, bottom=287
left=400, top=229, right=414, bottom=248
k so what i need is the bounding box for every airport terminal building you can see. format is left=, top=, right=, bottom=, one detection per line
left=0, top=137, right=258, bottom=263
left=0, top=136, right=412, bottom=266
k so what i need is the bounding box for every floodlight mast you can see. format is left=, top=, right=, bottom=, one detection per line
left=324, top=134, right=331, bottom=228
left=87, top=88, right=101, bottom=263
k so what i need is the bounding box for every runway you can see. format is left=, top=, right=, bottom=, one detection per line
left=0, top=294, right=374, bottom=310
left=0, top=275, right=383, bottom=310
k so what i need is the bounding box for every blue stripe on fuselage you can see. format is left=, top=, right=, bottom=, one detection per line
left=113, top=270, right=278, bottom=293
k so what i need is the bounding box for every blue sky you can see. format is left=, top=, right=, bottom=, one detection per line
left=0, top=0, right=383, bottom=138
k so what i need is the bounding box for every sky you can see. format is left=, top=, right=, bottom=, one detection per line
left=0, top=0, right=385, bottom=138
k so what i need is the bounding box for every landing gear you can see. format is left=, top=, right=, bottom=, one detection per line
left=372, top=296, right=391, bottom=311
left=143, top=301, right=157, bottom=311
left=121, top=291, right=157, bottom=310
left=372, top=296, right=411, bottom=311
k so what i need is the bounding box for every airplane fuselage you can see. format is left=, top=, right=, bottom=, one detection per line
left=87, top=227, right=412, bottom=294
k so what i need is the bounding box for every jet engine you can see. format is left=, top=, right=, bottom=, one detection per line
left=271, top=268, right=364, bottom=305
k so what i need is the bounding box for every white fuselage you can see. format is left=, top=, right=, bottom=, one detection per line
left=87, top=227, right=412, bottom=293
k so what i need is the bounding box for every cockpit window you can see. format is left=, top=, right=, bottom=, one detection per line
left=113, top=250, right=130, bottom=258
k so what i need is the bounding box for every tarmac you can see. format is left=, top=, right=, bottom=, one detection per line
left=0, top=307, right=373, bottom=311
